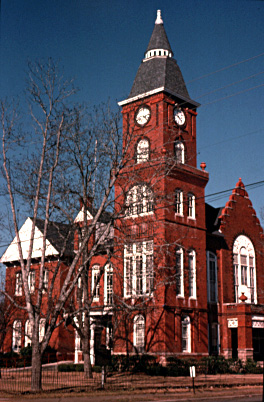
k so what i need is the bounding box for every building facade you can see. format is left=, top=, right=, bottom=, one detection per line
left=2, top=10, right=264, bottom=363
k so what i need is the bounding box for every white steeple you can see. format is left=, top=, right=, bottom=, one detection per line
left=155, top=10, right=163, bottom=24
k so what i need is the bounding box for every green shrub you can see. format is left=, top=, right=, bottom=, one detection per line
left=20, top=345, right=32, bottom=357
left=243, top=359, right=263, bottom=374
left=58, top=363, right=84, bottom=372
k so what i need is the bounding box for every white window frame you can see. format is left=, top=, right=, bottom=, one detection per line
left=188, top=250, right=196, bottom=299
left=15, top=272, right=22, bottom=296
left=175, top=189, right=183, bottom=215
left=39, top=318, right=45, bottom=342
left=124, top=241, right=154, bottom=298
left=136, top=138, right=149, bottom=164
left=176, top=248, right=184, bottom=297
left=43, top=269, right=49, bottom=292
left=182, top=315, right=191, bottom=353
left=175, top=141, right=185, bottom=164
left=187, top=193, right=195, bottom=219
left=12, top=320, right=22, bottom=352
left=28, top=270, right=35, bottom=294
left=25, top=319, right=32, bottom=347
left=207, top=251, right=218, bottom=303
left=133, top=315, right=145, bottom=353
left=233, top=235, right=256, bottom=304
left=126, top=185, right=154, bottom=217
left=104, top=264, right=113, bottom=306
left=91, top=265, right=100, bottom=301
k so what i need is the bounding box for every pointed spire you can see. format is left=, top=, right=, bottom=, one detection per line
left=119, top=10, right=199, bottom=108
left=145, top=10, right=173, bottom=59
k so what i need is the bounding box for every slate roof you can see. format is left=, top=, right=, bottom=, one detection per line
left=120, top=11, right=198, bottom=106
left=146, top=22, right=173, bottom=55
left=34, top=218, right=74, bottom=257
left=205, top=204, right=223, bottom=234
left=129, top=57, right=190, bottom=100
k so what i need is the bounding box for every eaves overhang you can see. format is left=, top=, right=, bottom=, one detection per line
left=118, top=87, right=200, bottom=108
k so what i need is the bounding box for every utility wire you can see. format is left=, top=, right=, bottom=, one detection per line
left=187, top=52, right=264, bottom=84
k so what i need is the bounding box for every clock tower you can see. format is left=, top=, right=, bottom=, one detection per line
left=114, top=10, right=209, bottom=359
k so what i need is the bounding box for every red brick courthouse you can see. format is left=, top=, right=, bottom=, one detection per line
left=2, top=10, right=264, bottom=364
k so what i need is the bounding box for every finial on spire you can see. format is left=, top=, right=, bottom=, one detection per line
left=155, top=10, right=163, bottom=24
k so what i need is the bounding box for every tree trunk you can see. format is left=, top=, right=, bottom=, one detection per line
left=83, top=350, right=93, bottom=378
left=31, top=341, right=42, bottom=392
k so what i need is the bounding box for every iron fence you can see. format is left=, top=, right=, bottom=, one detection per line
left=0, top=365, right=262, bottom=394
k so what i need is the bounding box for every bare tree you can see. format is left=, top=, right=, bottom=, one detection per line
left=0, top=60, right=130, bottom=391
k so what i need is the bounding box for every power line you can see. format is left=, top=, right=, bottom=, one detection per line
left=187, top=52, right=264, bottom=84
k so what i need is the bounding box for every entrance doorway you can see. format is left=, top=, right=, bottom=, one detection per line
left=252, top=328, right=264, bottom=361
left=231, top=328, right=238, bottom=359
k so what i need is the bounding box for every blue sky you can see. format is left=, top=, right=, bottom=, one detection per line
left=0, top=0, right=264, bottom=232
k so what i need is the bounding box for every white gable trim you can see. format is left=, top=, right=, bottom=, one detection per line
left=74, top=206, right=93, bottom=223
left=0, top=217, right=59, bottom=263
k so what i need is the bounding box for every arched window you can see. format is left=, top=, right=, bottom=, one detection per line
left=12, top=320, right=22, bottom=352
left=188, top=250, right=196, bottom=299
left=233, top=235, right=256, bottom=303
left=182, top=316, right=191, bottom=352
left=25, top=319, right=32, bottom=347
left=175, top=141, right=185, bottom=164
left=187, top=193, right=195, bottom=219
left=136, top=138, right=149, bottom=163
left=126, top=185, right=154, bottom=217
left=175, top=189, right=183, bottom=215
left=207, top=251, right=218, bottom=303
left=133, top=315, right=145, bottom=353
left=176, top=247, right=184, bottom=297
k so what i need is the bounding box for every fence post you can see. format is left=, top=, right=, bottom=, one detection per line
left=101, top=366, right=105, bottom=389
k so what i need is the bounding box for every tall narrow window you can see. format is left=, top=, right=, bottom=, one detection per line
left=207, top=252, right=217, bottom=303
left=91, top=265, right=100, bottom=301
left=182, top=316, right=191, bottom=353
left=136, top=138, right=149, bottom=163
left=39, top=318, right=45, bottom=342
left=124, top=241, right=154, bottom=297
left=188, top=250, right=196, bottom=298
left=28, top=271, right=35, bottom=294
left=15, top=272, right=22, bottom=296
left=25, top=320, right=32, bottom=347
left=12, top=320, right=22, bottom=352
left=133, top=315, right=145, bottom=353
left=104, top=264, right=113, bottom=305
left=233, top=235, right=256, bottom=303
left=43, top=269, right=49, bottom=292
left=175, top=141, right=185, bottom=163
left=175, top=189, right=183, bottom=215
left=187, top=193, right=195, bottom=219
left=176, top=248, right=184, bottom=297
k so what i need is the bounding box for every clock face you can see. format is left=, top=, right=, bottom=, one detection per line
left=135, top=106, right=151, bottom=126
left=174, top=107, right=186, bottom=126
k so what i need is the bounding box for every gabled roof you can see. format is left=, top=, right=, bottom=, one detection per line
left=1, top=217, right=73, bottom=263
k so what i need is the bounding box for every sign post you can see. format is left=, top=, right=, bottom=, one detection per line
left=190, top=365, right=196, bottom=394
